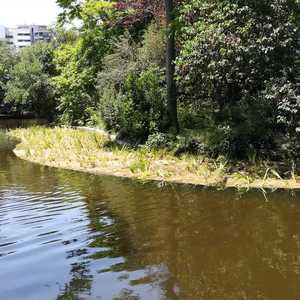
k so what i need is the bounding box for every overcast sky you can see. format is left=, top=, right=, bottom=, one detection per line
left=0, top=0, right=61, bottom=27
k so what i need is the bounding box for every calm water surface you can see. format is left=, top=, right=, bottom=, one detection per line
left=1, top=149, right=300, bottom=299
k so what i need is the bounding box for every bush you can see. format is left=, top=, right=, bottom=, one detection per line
left=177, top=0, right=299, bottom=106
left=145, top=132, right=205, bottom=156
left=173, top=136, right=206, bottom=156
left=98, top=67, right=166, bottom=140
left=97, top=24, right=165, bottom=93
left=98, top=85, right=122, bottom=131
left=52, top=23, right=116, bottom=126
left=205, top=126, right=236, bottom=158
left=145, top=133, right=174, bottom=150
left=260, top=77, right=300, bottom=159
left=51, top=41, right=97, bottom=126
left=119, top=67, right=166, bottom=140
left=95, top=25, right=167, bottom=141
left=178, top=103, right=212, bottom=130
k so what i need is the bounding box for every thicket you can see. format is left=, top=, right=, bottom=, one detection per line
left=2, top=0, right=300, bottom=162
left=176, top=0, right=300, bottom=159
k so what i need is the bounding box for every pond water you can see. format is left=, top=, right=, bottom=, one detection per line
left=1, top=149, right=300, bottom=299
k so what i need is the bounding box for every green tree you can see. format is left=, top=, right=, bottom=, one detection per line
left=56, top=0, right=179, bottom=131
left=165, top=0, right=179, bottom=132
left=0, top=44, right=16, bottom=112
left=5, top=43, right=56, bottom=119
left=52, top=0, right=118, bottom=125
left=176, top=0, right=300, bottom=157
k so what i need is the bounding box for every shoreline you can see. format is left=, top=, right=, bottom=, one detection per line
left=9, top=127, right=300, bottom=191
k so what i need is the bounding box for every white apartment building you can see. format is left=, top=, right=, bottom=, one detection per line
left=0, top=25, right=50, bottom=49
left=15, top=25, right=33, bottom=48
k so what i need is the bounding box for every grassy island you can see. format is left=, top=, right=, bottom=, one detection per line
left=8, top=127, right=300, bottom=190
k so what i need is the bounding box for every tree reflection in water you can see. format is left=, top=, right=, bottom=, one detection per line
left=54, top=170, right=300, bottom=299
left=1, top=149, right=300, bottom=299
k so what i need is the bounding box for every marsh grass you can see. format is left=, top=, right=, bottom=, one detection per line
left=9, top=126, right=300, bottom=189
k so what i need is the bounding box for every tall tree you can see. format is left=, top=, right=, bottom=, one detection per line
left=56, top=0, right=179, bottom=130
left=0, top=44, right=15, bottom=110
left=164, top=0, right=178, bottom=132
left=5, top=43, right=56, bottom=118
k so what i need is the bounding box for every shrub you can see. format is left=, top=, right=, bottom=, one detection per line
left=52, top=22, right=116, bottom=125
left=119, top=67, right=166, bottom=140
left=145, top=133, right=174, bottom=150
left=98, top=85, right=122, bottom=131
left=97, top=24, right=165, bottom=93
left=205, top=125, right=236, bottom=158
left=51, top=40, right=98, bottom=126
left=173, top=136, right=206, bottom=156
left=260, top=77, right=300, bottom=159
left=98, top=67, right=166, bottom=140
left=96, top=26, right=167, bottom=141
left=145, top=132, right=205, bottom=156
left=177, top=103, right=212, bottom=130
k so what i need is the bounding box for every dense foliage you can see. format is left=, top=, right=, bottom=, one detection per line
left=0, top=44, right=16, bottom=113
left=4, top=43, right=56, bottom=118
left=96, top=25, right=166, bottom=140
left=176, top=0, right=300, bottom=158
left=2, top=0, right=300, bottom=162
left=51, top=1, right=117, bottom=125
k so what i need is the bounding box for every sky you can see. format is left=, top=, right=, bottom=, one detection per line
left=0, top=0, right=62, bottom=27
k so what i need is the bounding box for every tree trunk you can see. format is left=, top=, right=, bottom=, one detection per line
left=165, top=0, right=179, bottom=132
